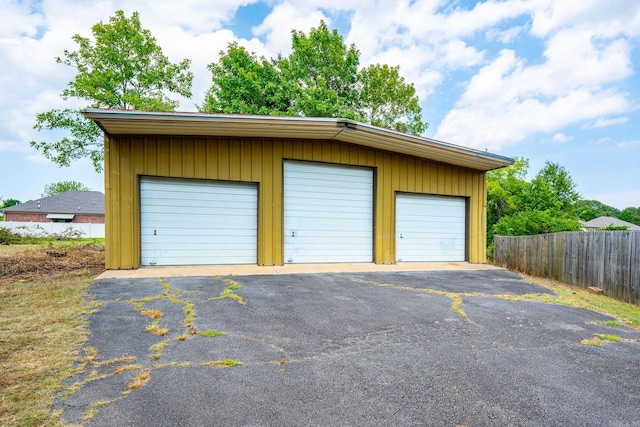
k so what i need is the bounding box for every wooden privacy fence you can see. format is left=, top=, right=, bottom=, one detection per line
left=494, top=231, right=640, bottom=306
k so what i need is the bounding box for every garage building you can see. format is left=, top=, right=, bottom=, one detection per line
left=83, top=109, right=512, bottom=269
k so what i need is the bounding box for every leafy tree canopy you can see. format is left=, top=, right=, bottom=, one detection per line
left=0, top=199, right=21, bottom=209
left=493, top=210, right=581, bottom=237
left=575, top=199, right=620, bottom=222
left=31, top=10, right=193, bottom=172
left=42, top=180, right=91, bottom=197
left=487, top=159, right=581, bottom=246
left=619, top=207, right=640, bottom=226
left=528, top=161, right=580, bottom=214
left=202, top=21, right=427, bottom=135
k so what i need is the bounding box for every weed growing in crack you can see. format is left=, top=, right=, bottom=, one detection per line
left=183, top=301, right=196, bottom=324
left=127, top=370, right=151, bottom=390
left=146, top=323, right=169, bottom=336
left=109, top=364, right=143, bottom=375
left=595, top=333, right=622, bottom=342
left=155, top=362, right=191, bottom=369
left=198, top=329, right=226, bottom=337
left=588, top=320, right=623, bottom=327
left=354, top=278, right=478, bottom=318
left=581, top=337, right=602, bottom=346
left=581, top=334, right=623, bottom=346
left=201, top=359, right=242, bottom=368
left=149, top=339, right=169, bottom=360
left=141, top=309, right=163, bottom=319
left=94, top=355, right=137, bottom=368
left=209, top=278, right=245, bottom=305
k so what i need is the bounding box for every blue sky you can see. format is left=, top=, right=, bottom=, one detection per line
left=1, top=0, right=639, bottom=209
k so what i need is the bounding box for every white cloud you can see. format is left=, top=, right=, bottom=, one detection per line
left=588, top=137, right=612, bottom=145
left=486, top=24, right=527, bottom=43
left=252, top=2, right=329, bottom=55
left=582, top=117, right=629, bottom=129
left=530, top=0, right=640, bottom=38
left=434, top=12, right=635, bottom=150
left=616, top=140, right=640, bottom=149
left=0, top=0, right=44, bottom=38
left=551, top=133, right=572, bottom=143
left=0, top=139, right=28, bottom=152
left=25, top=153, right=52, bottom=165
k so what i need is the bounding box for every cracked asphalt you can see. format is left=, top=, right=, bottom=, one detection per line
left=57, top=269, right=640, bottom=427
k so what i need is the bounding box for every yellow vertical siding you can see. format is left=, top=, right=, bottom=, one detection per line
left=104, top=136, right=487, bottom=269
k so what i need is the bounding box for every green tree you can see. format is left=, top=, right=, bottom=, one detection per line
left=42, top=181, right=91, bottom=197
left=486, top=157, right=530, bottom=244
left=279, top=21, right=360, bottom=119
left=31, top=10, right=193, bottom=172
left=493, top=210, right=581, bottom=237
left=575, top=200, right=620, bottom=221
left=619, top=207, right=640, bottom=226
left=201, top=43, right=295, bottom=115
left=487, top=159, right=581, bottom=247
left=528, top=161, right=580, bottom=214
left=357, top=64, right=426, bottom=134
left=0, top=199, right=21, bottom=209
left=202, top=21, right=427, bottom=135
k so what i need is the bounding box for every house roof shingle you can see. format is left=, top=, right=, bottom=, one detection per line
left=582, top=216, right=640, bottom=231
left=2, top=191, right=104, bottom=215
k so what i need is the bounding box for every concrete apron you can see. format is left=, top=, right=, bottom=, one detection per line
left=95, top=262, right=502, bottom=280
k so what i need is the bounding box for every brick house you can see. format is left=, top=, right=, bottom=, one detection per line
left=2, top=191, right=104, bottom=223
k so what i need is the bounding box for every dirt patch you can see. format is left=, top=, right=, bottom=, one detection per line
left=0, top=242, right=105, bottom=279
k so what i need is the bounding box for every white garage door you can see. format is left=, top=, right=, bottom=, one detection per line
left=284, top=161, right=373, bottom=263
left=140, top=177, right=257, bottom=266
left=396, top=193, right=467, bottom=262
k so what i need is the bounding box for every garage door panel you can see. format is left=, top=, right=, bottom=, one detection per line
left=396, top=194, right=466, bottom=262
left=284, top=162, right=373, bottom=263
left=140, top=177, right=257, bottom=266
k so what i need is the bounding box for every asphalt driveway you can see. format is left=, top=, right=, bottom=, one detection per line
left=58, top=269, right=640, bottom=426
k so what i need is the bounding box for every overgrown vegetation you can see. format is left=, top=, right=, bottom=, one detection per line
left=487, top=157, right=640, bottom=257
left=0, top=241, right=105, bottom=426
left=0, top=239, right=104, bottom=278
left=487, top=158, right=581, bottom=248
left=0, top=225, right=103, bottom=245
left=520, top=274, right=640, bottom=330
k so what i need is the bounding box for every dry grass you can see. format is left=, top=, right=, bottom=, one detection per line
left=518, top=273, right=640, bottom=330
left=127, top=370, right=151, bottom=390
left=0, top=241, right=104, bottom=279
left=0, top=241, right=104, bottom=426
left=0, top=243, right=42, bottom=255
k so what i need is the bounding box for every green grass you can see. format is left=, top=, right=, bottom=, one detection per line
left=198, top=329, right=226, bottom=337
left=201, top=359, right=242, bottom=368
left=595, top=333, right=623, bottom=342
left=209, top=278, right=245, bottom=305
left=521, top=274, right=640, bottom=330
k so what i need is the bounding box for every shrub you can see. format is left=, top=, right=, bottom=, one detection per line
left=0, top=227, right=19, bottom=244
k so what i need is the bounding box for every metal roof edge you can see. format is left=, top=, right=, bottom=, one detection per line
left=346, top=121, right=514, bottom=167
left=82, top=109, right=514, bottom=170
left=82, top=108, right=342, bottom=126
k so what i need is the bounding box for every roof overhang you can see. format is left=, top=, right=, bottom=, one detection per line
left=82, top=109, right=514, bottom=172
left=46, top=214, right=75, bottom=220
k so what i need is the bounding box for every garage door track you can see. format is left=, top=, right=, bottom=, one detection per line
left=57, top=270, right=640, bottom=426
